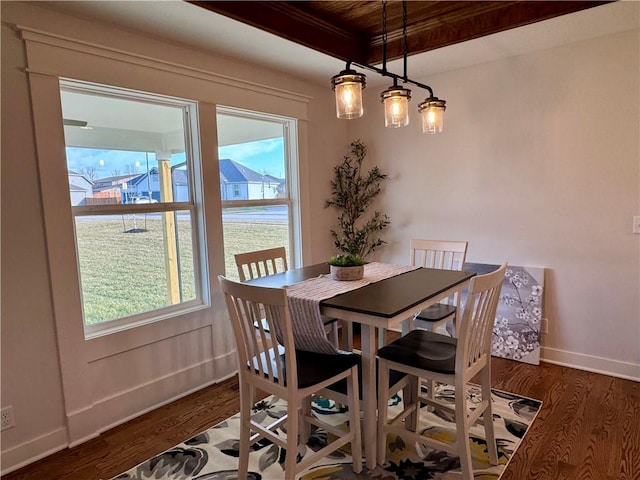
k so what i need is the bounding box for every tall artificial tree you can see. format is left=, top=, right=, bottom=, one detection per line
left=325, top=140, right=390, bottom=259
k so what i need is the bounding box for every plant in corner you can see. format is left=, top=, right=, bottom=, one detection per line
left=325, top=140, right=390, bottom=280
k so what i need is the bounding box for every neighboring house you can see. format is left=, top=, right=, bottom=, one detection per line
left=88, top=169, right=189, bottom=203
left=72, top=161, right=279, bottom=204
left=127, top=167, right=190, bottom=202
left=67, top=171, right=94, bottom=206
left=92, top=173, right=142, bottom=203
left=219, top=158, right=284, bottom=200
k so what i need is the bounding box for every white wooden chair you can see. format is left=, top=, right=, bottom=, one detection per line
left=234, top=246, right=289, bottom=281
left=377, top=239, right=468, bottom=349
left=219, top=275, right=363, bottom=480
left=376, top=263, right=507, bottom=480
left=235, top=247, right=342, bottom=348
left=410, top=239, right=469, bottom=335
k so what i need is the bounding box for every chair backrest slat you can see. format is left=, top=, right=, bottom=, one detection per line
left=456, top=263, right=507, bottom=372
left=410, top=239, right=469, bottom=308
left=409, top=239, right=468, bottom=271
left=219, top=275, right=297, bottom=389
left=235, top=247, right=288, bottom=281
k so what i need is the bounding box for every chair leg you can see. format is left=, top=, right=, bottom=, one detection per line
left=455, top=379, right=474, bottom=480
left=348, top=366, right=363, bottom=473
left=424, top=378, right=436, bottom=400
left=248, top=385, right=256, bottom=409
left=404, top=375, right=420, bottom=432
left=377, top=327, right=387, bottom=349
left=284, top=398, right=299, bottom=480
left=445, top=318, right=456, bottom=337
left=299, top=396, right=312, bottom=445
left=481, top=366, right=498, bottom=465
left=330, top=322, right=339, bottom=348
left=339, top=321, right=354, bottom=351
left=238, top=378, right=252, bottom=480
left=377, top=359, right=390, bottom=465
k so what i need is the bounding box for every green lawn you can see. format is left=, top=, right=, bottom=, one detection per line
left=75, top=215, right=288, bottom=325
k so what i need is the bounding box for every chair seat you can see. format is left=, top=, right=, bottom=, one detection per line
left=377, top=329, right=457, bottom=375
left=295, top=350, right=360, bottom=388
left=252, top=348, right=360, bottom=389
left=415, top=303, right=456, bottom=322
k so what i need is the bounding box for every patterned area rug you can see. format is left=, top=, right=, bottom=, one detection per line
left=112, top=384, right=541, bottom=480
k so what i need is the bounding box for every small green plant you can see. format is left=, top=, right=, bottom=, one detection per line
left=325, top=140, right=390, bottom=259
left=328, top=253, right=365, bottom=267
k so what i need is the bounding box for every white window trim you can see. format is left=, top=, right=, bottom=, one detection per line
left=61, top=80, right=208, bottom=339
left=217, top=105, right=301, bottom=267
left=21, top=23, right=311, bottom=445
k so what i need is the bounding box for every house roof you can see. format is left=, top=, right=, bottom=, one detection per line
left=219, top=158, right=280, bottom=183
left=69, top=182, right=91, bottom=192
left=128, top=167, right=189, bottom=186
left=68, top=171, right=94, bottom=185
left=93, top=173, right=142, bottom=186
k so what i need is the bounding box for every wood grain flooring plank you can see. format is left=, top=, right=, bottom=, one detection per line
left=499, top=361, right=574, bottom=480
left=616, top=377, right=640, bottom=480
left=564, top=372, right=613, bottom=480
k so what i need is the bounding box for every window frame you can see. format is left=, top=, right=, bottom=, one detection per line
left=60, top=79, right=209, bottom=339
left=217, top=106, right=301, bottom=268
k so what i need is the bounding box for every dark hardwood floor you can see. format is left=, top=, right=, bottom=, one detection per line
left=3, top=341, right=639, bottom=480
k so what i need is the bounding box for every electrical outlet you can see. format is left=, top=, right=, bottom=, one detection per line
left=541, top=318, right=549, bottom=334
left=633, top=216, right=640, bottom=234
left=1, top=406, right=15, bottom=431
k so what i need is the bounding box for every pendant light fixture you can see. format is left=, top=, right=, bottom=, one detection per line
left=331, top=68, right=366, bottom=119
left=381, top=81, right=411, bottom=128
left=331, top=0, right=446, bottom=134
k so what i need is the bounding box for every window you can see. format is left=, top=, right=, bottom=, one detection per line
left=60, top=81, right=204, bottom=336
left=217, top=107, right=298, bottom=280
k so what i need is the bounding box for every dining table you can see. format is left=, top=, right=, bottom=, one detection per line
left=244, top=262, right=476, bottom=469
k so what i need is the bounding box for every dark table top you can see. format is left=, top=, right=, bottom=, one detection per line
left=245, top=263, right=475, bottom=319
left=324, top=267, right=475, bottom=318
left=242, top=263, right=330, bottom=288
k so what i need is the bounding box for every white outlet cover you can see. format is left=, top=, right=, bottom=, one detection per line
left=633, top=216, right=640, bottom=234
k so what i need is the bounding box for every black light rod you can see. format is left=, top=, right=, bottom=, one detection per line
left=345, top=60, right=434, bottom=97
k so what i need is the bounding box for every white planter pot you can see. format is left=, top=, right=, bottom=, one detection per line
left=330, top=265, right=364, bottom=281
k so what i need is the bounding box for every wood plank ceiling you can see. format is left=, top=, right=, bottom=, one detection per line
left=189, top=1, right=611, bottom=66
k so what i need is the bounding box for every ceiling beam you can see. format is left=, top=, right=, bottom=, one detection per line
left=369, top=1, right=612, bottom=64
left=189, top=0, right=612, bottom=66
left=188, top=0, right=370, bottom=64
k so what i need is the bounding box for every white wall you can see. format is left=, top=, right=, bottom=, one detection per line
left=0, top=2, right=346, bottom=473
left=2, top=0, right=638, bottom=474
left=349, top=25, right=640, bottom=378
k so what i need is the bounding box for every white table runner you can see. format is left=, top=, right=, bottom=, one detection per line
left=285, top=262, right=418, bottom=354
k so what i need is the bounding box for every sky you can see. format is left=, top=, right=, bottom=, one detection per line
left=66, top=137, right=285, bottom=180
left=219, top=138, right=284, bottom=178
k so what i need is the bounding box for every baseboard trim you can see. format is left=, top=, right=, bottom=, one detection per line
left=541, top=346, right=640, bottom=381
left=84, top=358, right=219, bottom=438
left=0, top=427, right=68, bottom=476
left=2, top=352, right=239, bottom=474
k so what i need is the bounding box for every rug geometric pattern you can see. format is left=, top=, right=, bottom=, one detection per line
left=112, top=384, right=541, bottom=480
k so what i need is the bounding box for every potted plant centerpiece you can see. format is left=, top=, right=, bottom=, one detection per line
left=325, top=140, right=390, bottom=281
left=328, top=253, right=366, bottom=281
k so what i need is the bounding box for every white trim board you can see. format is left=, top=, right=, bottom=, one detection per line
left=0, top=351, right=237, bottom=475
left=541, top=346, right=640, bottom=382
left=0, top=428, right=68, bottom=476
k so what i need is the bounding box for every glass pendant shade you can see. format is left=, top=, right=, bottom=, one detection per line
left=331, top=69, right=366, bottom=119
left=418, top=97, right=446, bottom=134
left=381, top=85, right=411, bottom=128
